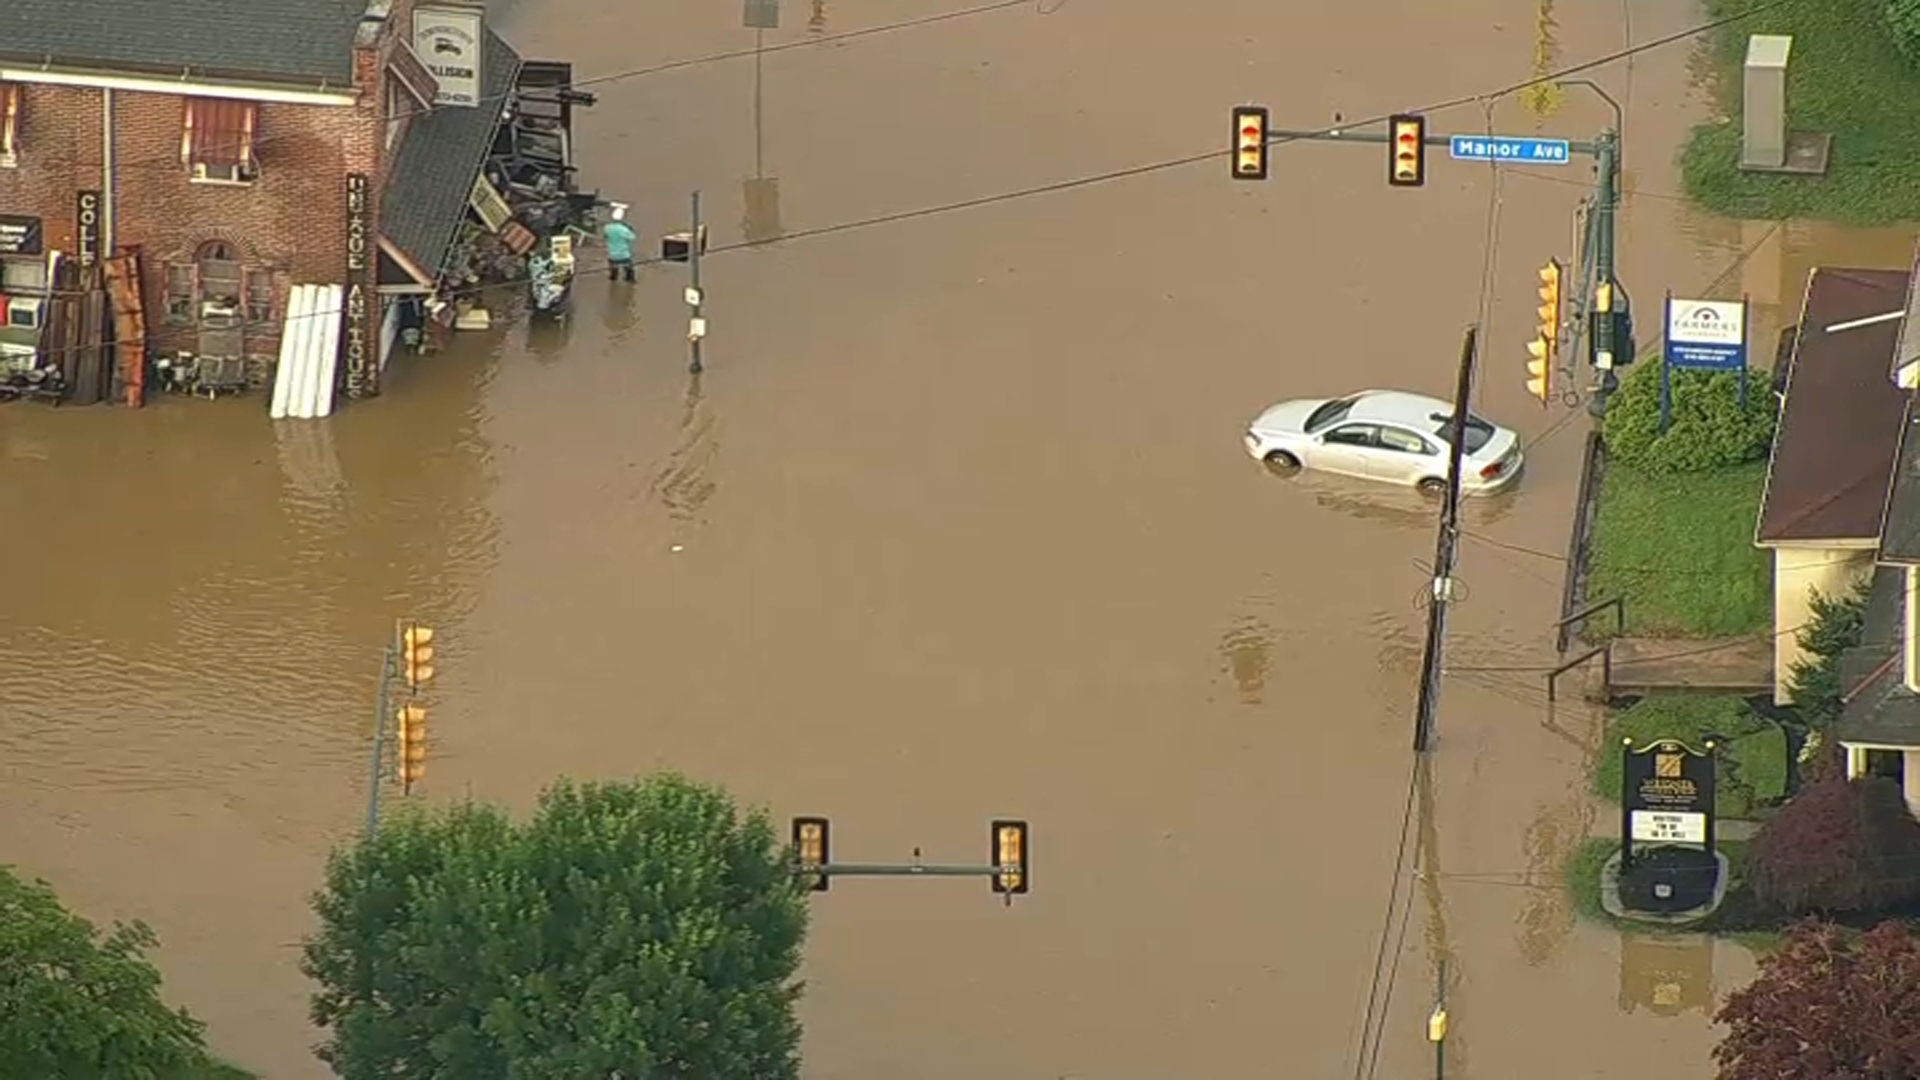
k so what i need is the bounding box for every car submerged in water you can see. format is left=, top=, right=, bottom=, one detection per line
left=1244, top=389, right=1523, bottom=496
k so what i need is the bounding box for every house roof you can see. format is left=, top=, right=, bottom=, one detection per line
left=1879, top=402, right=1920, bottom=562
left=1892, top=235, right=1920, bottom=380
left=1837, top=565, right=1920, bottom=746
left=2, top=0, right=366, bottom=86
left=379, top=30, right=522, bottom=284
left=1755, top=268, right=1911, bottom=544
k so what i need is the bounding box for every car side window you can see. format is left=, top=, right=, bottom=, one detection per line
left=1376, top=427, right=1434, bottom=455
left=1323, top=423, right=1378, bottom=447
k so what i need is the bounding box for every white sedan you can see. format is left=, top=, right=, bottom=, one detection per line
left=1244, top=390, right=1523, bottom=495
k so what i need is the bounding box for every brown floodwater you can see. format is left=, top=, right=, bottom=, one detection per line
left=3, top=0, right=1910, bottom=1075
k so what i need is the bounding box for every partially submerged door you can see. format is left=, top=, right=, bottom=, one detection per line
left=195, top=241, right=243, bottom=360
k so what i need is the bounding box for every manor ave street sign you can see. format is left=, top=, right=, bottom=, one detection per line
left=1448, top=135, right=1572, bottom=164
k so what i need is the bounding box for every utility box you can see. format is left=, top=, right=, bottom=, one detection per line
left=1739, top=34, right=1831, bottom=175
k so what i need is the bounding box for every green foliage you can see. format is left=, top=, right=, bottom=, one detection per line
left=1602, top=361, right=1777, bottom=475
left=0, top=866, right=217, bottom=1079
left=1785, top=580, right=1872, bottom=730
left=1747, top=776, right=1920, bottom=915
left=1584, top=461, right=1772, bottom=637
left=1889, top=0, right=1920, bottom=68
left=1592, top=695, right=1786, bottom=818
left=302, top=773, right=810, bottom=1080
left=1683, top=0, right=1920, bottom=224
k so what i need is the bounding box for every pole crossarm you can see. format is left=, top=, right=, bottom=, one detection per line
left=794, top=861, right=1018, bottom=878
left=1265, top=126, right=1602, bottom=156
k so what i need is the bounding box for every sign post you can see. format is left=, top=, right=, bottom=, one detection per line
left=1660, top=296, right=1750, bottom=433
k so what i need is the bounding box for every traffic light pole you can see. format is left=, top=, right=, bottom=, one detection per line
left=363, top=643, right=395, bottom=836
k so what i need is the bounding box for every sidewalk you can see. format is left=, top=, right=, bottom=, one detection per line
left=1608, top=636, right=1773, bottom=695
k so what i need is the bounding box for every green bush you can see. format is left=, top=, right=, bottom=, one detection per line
left=1593, top=694, right=1786, bottom=818
left=1786, top=581, right=1872, bottom=730
left=1603, top=361, right=1778, bottom=474
left=1890, top=0, right=1920, bottom=65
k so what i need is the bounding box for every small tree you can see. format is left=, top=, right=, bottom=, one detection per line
left=1715, top=920, right=1920, bottom=1080
left=0, top=866, right=215, bottom=1078
left=1785, top=580, right=1871, bottom=730
left=302, top=773, right=810, bottom=1079
left=1747, top=774, right=1920, bottom=915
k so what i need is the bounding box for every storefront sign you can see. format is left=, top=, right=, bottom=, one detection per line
left=1621, top=737, right=1717, bottom=860
left=413, top=4, right=485, bottom=108
left=75, top=191, right=101, bottom=268
left=1663, top=297, right=1748, bottom=370
left=342, top=173, right=374, bottom=398
left=0, top=213, right=42, bottom=256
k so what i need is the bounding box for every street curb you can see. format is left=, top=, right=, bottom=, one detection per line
left=1557, top=429, right=1607, bottom=653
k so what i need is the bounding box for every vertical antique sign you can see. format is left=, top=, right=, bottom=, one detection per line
left=75, top=190, right=101, bottom=270
left=343, top=173, right=374, bottom=398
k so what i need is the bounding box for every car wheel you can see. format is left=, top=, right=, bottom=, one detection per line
left=1416, top=477, right=1448, bottom=497
left=1263, top=450, right=1301, bottom=472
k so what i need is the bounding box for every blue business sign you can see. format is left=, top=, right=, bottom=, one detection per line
left=1663, top=297, right=1748, bottom=369
left=1447, top=135, right=1572, bottom=164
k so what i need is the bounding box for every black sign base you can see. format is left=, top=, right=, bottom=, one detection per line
left=1618, top=845, right=1719, bottom=914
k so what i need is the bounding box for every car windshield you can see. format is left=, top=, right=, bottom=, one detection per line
left=1429, top=411, right=1496, bottom=453
left=1304, top=397, right=1357, bottom=432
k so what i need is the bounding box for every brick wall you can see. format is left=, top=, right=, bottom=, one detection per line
left=0, top=83, right=104, bottom=255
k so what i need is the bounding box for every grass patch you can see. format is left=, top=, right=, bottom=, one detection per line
left=1585, top=461, right=1770, bottom=638
left=1680, top=0, right=1920, bottom=224
left=1592, top=694, right=1788, bottom=819
left=183, top=1060, right=257, bottom=1080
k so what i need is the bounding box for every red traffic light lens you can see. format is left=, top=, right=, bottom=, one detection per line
left=1398, top=133, right=1418, bottom=146
left=1241, top=125, right=1261, bottom=138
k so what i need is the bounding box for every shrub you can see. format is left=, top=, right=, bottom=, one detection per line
left=1715, top=920, right=1920, bottom=1080
left=1602, top=361, right=1777, bottom=474
left=1891, top=0, right=1920, bottom=65
left=1785, top=580, right=1871, bottom=730
left=1746, top=775, right=1920, bottom=915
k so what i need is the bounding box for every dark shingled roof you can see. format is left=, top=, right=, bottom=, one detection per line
left=3, top=0, right=366, bottom=85
left=1838, top=566, right=1920, bottom=747
left=379, top=30, right=522, bottom=284
left=1755, top=268, right=1911, bottom=544
left=1879, top=402, right=1920, bottom=562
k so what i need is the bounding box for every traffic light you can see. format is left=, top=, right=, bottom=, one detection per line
left=401, top=623, right=434, bottom=689
left=990, top=819, right=1029, bottom=895
left=1231, top=105, right=1269, bottom=181
left=1388, top=114, right=1426, bottom=187
left=395, top=702, right=426, bottom=787
left=791, top=816, right=830, bottom=893
left=1527, top=259, right=1563, bottom=403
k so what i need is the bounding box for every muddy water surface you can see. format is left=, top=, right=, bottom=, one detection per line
left=3, top=0, right=1910, bottom=1075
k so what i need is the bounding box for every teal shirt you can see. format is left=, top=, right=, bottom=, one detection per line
left=603, top=220, right=636, bottom=261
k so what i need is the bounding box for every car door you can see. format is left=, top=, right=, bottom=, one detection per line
left=1371, top=425, right=1442, bottom=485
left=1310, top=423, right=1379, bottom=479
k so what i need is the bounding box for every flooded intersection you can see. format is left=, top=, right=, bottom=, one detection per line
left=3, top=0, right=1914, bottom=1075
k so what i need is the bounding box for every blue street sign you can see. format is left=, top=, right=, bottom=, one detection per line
left=1447, top=135, right=1572, bottom=164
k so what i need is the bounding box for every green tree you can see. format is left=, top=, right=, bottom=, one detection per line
left=1785, top=580, right=1871, bottom=731
left=302, top=774, right=810, bottom=1079
left=0, top=866, right=214, bottom=1079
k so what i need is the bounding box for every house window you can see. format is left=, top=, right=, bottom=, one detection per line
left=0, top=81, right=19, bottom=167
left=164, top=262, right=196, bottom=325
left=244, top=268, right=276, bottom=325
left=195, top=241, right=243, bottom=328
left=181, top=97, right=259, bottom=183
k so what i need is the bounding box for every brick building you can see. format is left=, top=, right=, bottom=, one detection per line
left=0, top=0, right=525, bottom=399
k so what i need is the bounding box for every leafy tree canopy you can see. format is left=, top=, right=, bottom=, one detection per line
left=1747, top=775, right=1920, bottom=916
left=1716, top=919, right=1920, bottom=1080
left=302, top=773, right=810, bottom=1080
left=0, top=866, right=212, bottom=1079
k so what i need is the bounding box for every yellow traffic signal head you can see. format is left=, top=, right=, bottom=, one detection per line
left=1526, top=342, right=1551, bottom=403
left=1231, top=105, right=1269, bottom=181
left=791, top=816, right=830, bottom=893
left=1388, top=114, right=1426, bottom=187
left=394, top=703, right=426, bottom=783
left=990, top=819, right=1029, bottom=895
left=401, top=624, right=435, bottom=689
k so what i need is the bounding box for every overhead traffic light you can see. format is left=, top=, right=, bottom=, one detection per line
left=395, top=702, right=426, bottom=788
left=791, top=816, right=831, bottom=893
left=1231, top=105, right=1269, bottom=181
left=1527, top=259, right=1563, bottom=403
left=990, top=819, right=1029, bottom=895
left=401, top=623, right=435, bottom=689
left=1388, top=114, right=1426, bottom=186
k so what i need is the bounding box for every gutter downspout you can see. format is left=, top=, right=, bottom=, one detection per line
left=100, top=87, right=115, bottom=255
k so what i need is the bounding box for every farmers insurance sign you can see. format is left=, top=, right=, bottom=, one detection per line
left=412, top=4, right=485, bottom=107
left=1663, top=297, right=1749, bottom=370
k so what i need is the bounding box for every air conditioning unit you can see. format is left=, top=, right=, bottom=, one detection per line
left=5, top=295, right=41, bottom=329
left=191, top=161, right=253, bottom=183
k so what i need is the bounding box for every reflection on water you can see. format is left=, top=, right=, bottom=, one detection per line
left=1514, top=793, right=1592, bottom=965
left=649, top=372, right=721, bottom=525
left=1289, top=473, right=1522, bottom=532
left=1618, top=932, right=1716, bottom=1018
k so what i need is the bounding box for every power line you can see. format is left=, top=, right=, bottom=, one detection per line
left=22, top=0, right=1788, bottom=370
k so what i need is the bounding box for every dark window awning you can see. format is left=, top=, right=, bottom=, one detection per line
left=182, top=97, right=257, bottom=167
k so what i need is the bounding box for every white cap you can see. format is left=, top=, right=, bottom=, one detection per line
left=609, top=202, right=629, bottom=221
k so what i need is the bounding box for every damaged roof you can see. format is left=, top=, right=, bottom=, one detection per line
left=1755, top=267, right=1911, bottom=545
left=3, top=0, right=366, bottom=85
left=380, top=29, right=523, bottom=285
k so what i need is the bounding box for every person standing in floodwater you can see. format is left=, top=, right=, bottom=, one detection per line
left=603, top=203, right=636, bottom=282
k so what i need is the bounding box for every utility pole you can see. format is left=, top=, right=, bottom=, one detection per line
left=1413, top=327, right=1478, bottom=752
left=363, top=642, right=396, bottom=835
left=688, top=190, right=706, bottom=375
